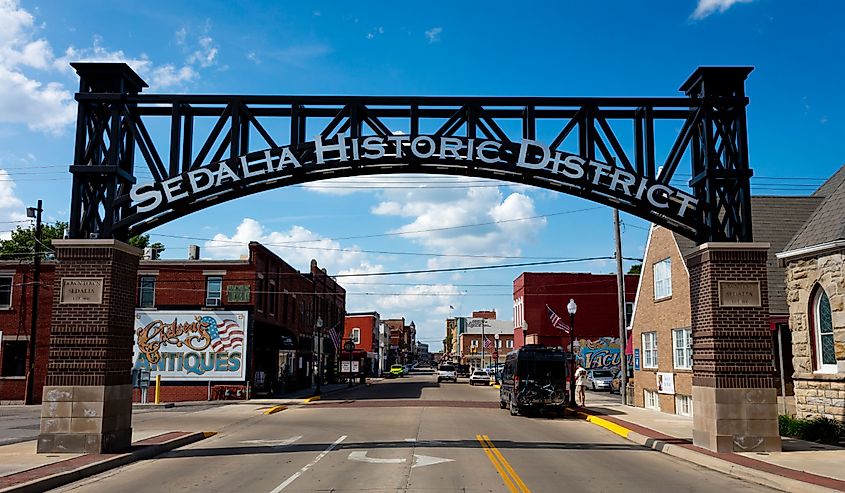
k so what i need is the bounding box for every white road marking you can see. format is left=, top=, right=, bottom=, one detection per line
left=240, top=436, right=302, bottom=447
left=348, top=451, right=406, bottom=464
left=412, top=454, right=455, bottom=469
left=269, top=435, right=347, bottom=492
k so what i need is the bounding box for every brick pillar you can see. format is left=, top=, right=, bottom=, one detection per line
left=686, top=243, right=781, bottom=452
left=37, top=240, right=140, bottom=454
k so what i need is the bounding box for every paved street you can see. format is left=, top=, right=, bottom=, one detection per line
left=38, top=374, right=780, bottom=493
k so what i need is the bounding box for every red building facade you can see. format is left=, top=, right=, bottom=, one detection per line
left=513, top=272, right=638, bottom=368
left=344, top=311, right=381, bottom=374
left=0, top=262, right=55, bottom=404
left=0, top=242, right=345, bottom=403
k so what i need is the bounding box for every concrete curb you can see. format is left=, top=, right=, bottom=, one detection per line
left=0, top=431, right=215, bottom=493
left=568, top=408, right=842, bottom=493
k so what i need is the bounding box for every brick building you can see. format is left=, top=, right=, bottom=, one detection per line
left=456, top=317, right=513, bottom=368
left=0, top=261, right=55, bottom=404
left=0, top=242, right=345, bottom=404
left=344, top=311, right=381, bottom=375
left=384, top=318, right=415, bottom=365
left=512, top=273, right=638, bottom=370
left=630, top=196, right=821, bottom=415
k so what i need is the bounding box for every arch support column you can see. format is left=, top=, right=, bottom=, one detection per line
left=37, top=240, right=141, bottom=454
left=686, top=242, right=781, bottom=452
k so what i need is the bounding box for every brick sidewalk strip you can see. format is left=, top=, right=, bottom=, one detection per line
left=0, top=431, right=214, bottom=493
left=575, top=407, right=845, bottom=493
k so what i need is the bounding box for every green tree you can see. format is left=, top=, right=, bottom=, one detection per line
left=127, top=234, right=166, bottom=260
left=627, top=264, right=642, bottom=275
left=0, top=221, right=67, bottom=259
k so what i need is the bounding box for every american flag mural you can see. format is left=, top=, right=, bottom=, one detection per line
left=203, top=316, right=244, bottom=352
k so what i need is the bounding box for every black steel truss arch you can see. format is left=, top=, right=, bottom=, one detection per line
left=67, top=63, right=753, bottom=244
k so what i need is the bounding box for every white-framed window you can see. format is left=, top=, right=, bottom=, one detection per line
left=351, top=327, right=361, bottom=345
left=0, top=275, right=12, bottom=309
left=653, top=258, right=672, bottom=300
left=506, top=340, right=514, bottom=348
left=644, top=389, right=660, bottom=410
left=672, top=328, right=692, bottom=370
left=139, top=276, right=156, bottom=308
left=642, top=332, right=658, bottom=368
left=813, top=287, right=837, bottom=373
left=471, top=339, right=479, bottom=348
left=206, top=276, right=222, bottom=305
left=675, top=394, right=693, bottom=417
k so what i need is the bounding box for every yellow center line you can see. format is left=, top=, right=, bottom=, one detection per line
left=482, top=435, right=531, bottom=493
left=476, top=434, right=518, bottom=493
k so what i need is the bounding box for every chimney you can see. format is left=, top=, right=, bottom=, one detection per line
left=188, top=244, right=200, bottom=260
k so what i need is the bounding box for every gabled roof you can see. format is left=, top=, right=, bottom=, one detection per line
left=673, top=195, right=821, bottom=315
left=813, top=164, right=845, bottom=198
left=783, top=169, right=845, bottom=256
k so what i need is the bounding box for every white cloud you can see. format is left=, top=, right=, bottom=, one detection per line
left=690, top=0, right=753, bottom=20
left=187, top=35, right=218, bottom=68
left=0, top=169, right=28, bottom=240
left=425, top=27, right=443, bottom=43
left=203, top=218, right=382, bottom=277
left=0, top=64, right=74, bottom=132
left=0, top=1, right=207, bottom=133
left=246, top=51, right=260, bottom=64
left=372, top=180, right=547, bottom=269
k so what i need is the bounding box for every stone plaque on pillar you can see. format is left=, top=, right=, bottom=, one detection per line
left=37, top=240, right=141, bottom=454
left=686, top=243, right=781, bottom=453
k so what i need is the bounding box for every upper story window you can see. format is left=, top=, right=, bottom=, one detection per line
left=0, top=276, right=12, bottom=309
left=351, top=327, right=361, bottom=345
left=625, top=301, right=634, bottom=327
left=471, top=339, right=479, bottom=348
left=642, top=332, right=658, bottom=368
left=813, top=287, right=837, bottom=373
left=506, top=340, right=514, bottom=348
left=672, top=328, right=692, bottom=370
left=206, top=277, right=223, bottom=306
left=653, top=258, right=672, bottom=300
left=139, top=276, right=156, bottom=308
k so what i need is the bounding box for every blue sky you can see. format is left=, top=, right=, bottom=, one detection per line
left=1, top=0, right=843, bottom=350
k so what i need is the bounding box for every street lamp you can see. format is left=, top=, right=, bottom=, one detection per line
left=315, top=316, right=323, bottom=395
left=567, top=299, right=577, bottom=407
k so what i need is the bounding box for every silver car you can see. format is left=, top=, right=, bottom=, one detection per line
left=587, top=369, right=614, bottom=391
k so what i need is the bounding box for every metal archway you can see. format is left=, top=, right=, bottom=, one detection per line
left=68, top=63, right=753, bottom=244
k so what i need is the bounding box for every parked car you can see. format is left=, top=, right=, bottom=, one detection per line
left=437, top=363, right=458, bottom=383
left=403, top=364, right=413, bottom=375
left=499, top=345, right=569, bottom=416
left=469, top=370, right=490, bottom=386
left=389, top=364, right=405, bottom=378
left=587, top=369, right=614, bottom=391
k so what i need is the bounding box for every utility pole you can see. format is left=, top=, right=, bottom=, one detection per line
left=24, top=200, right=42, bottom=405
left=613, top=209, right=628, bottom=406
left=480, top=318, right=486, bottom=371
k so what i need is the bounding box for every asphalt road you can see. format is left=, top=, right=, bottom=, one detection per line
left=51, top=374, right=779, bottom=493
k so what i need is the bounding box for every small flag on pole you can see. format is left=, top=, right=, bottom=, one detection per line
left=546, top=305, right=571, bottom=333
left=483, top=337, right=493, bottom=350
left=328, top=322, right=342, bottom=352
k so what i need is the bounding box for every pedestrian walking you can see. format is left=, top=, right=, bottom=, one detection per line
left=575, top=366, right=588, bottom=407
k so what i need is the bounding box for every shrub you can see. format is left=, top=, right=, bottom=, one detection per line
left=779, top=415, right=844, bottom=445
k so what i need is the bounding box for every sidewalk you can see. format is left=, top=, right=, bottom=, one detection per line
left=578, top=391, right=845, bottom=492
